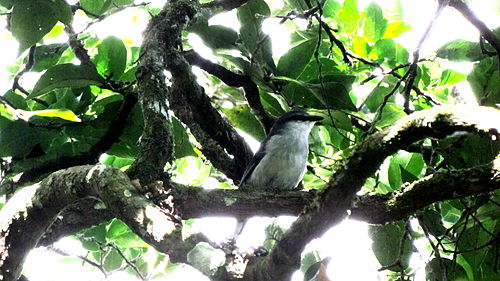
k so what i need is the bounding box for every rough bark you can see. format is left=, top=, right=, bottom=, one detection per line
left=0, top=165, right=207, bottom=281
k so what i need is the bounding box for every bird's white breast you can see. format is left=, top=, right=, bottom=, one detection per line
left=247, top=121, right=315, bottom=190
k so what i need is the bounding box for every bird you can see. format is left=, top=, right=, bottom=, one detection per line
left=234, top=110, right=323, bottom=235
left=303, top=257, right=332, bottom=281
left=239, top=110, right=323, bottom=191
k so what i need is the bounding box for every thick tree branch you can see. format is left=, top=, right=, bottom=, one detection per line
left=168, top=162, right=500, bottom=223
left=351, top=161, right=500, bottom=224
left=41, top=160, right=498, bottom=247
left=0, top=165, right=208, bottom=281
left=140, top=0, right=253, bottom=182
left=38, top=198, right=114, bottom=246
left=242, top=105, right=500, bottom=281
left=184, top=50, right=275, bottom=132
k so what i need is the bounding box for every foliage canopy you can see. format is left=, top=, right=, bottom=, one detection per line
left=0, top=0, right=499, bottom=281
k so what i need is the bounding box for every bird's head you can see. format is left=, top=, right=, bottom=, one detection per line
left=270, top=110, right=324, bottom=135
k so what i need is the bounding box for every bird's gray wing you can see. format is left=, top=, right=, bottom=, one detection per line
left=239, top=145, right=267, bottom=187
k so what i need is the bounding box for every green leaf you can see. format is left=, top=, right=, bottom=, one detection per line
left=103, top=249, right=123, bottom=272
left=352, top=36, right=368, bottom=57
left=322, top=0, right=341, bottom=19
left=374, top=39, right=396, bottom=61
left=363, top=2, right=388, bottom=43
left=82, top=222, right=107, bottom=244
left=20, top=109, right=81, bottom=122
left=0, top=121, right=49, bottom=157
left=80, top=0, right=113, bottom=16
left=369, top=222, right=412, bottom=271
left=399, top=165, right=419, bottom=183
left=298, top=58, right=340, bottom=81
left=190, top=23, right=238, bottom=50
left=436, top=39, right=486, bottom=62
left=111, top=231, right=149, bottom=248
left=51, top=0, right=73, bottom=25
left=31, top=43, right=69, bottom=72
left=94, top=36, right=127, bottom=80
left=383, top=21, right=412, bottom=39
left=425, top=258, right=468, bottom=281
left=308, top=82, right=357, bottom=111
left=283, top=0, right=309, bottom=11
left=439, top=69, right=466, bottom=86
left=300, top=251, right=322, bottom=274
left=377, top=103, right=406, bottom=128
left=277, top=75, right=356, bottom=110
left=11, top=0, right=58, bottom=52
left=421, top=209, right=447, bottom=237
left=107, top=219, right=130, bottom=239
left=0, top=0, right=13, bottom=9
left=468, top=57, right=500, bottom=107
left=112, top=0, right=134, bottom=5
left=31, top=63, right=105, bottom=98
left=222, top=104, right=266, bottom=141
left=3, top=90, right=27, bottom=110
left=277, top=38, right=317, bottom=79
left=388, top=151, right=424, bottom=190
left=457, top=223, right=497, bottom=280
left=365, top=84, right=394, bottom=112
left=237, top=0, right=275, bottom=72
left=172, top=117, right=197, bottom=158
left=338, top=0, right=360, bottom=33
left=100, top=155, right=134, bottom=168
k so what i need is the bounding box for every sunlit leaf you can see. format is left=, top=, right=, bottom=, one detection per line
left=172, top=117, right=197, bottom=158
left=338, top=0, right=361, bottom=33
left=20, top=109, right=81, bottom=122
left=94, top=36, right=127, bottom=80
left=383, top=21, right=412, bottom=39
left=363, top=2, right=387, bottom=43
left=436, top=39, right=485, bottom=62
left=222, top=104, right=266, bottom=140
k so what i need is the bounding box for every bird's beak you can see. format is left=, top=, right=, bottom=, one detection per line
left=307, top=115, right=324, bottom=122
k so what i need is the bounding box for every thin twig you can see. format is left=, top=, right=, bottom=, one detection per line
left=106, top=243, right=147, bottom=281
left=49, top=246, right=108, bottom=278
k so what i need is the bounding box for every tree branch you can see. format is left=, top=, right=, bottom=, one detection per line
left=17, top=93, right=138, bottom=184
left=40, top=160, right=499, bottom=249
left=448, top=0, right=500, bottom=66
left=184, top=50, right=275, bottom=132
left=139, top=0, right=253, bottom=182
left=0, top=165, right=209, bottom=281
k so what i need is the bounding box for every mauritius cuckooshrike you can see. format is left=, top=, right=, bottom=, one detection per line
left=234, top=110, right=323, bottom=235
left=239, top=110, right=324, bottom=191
